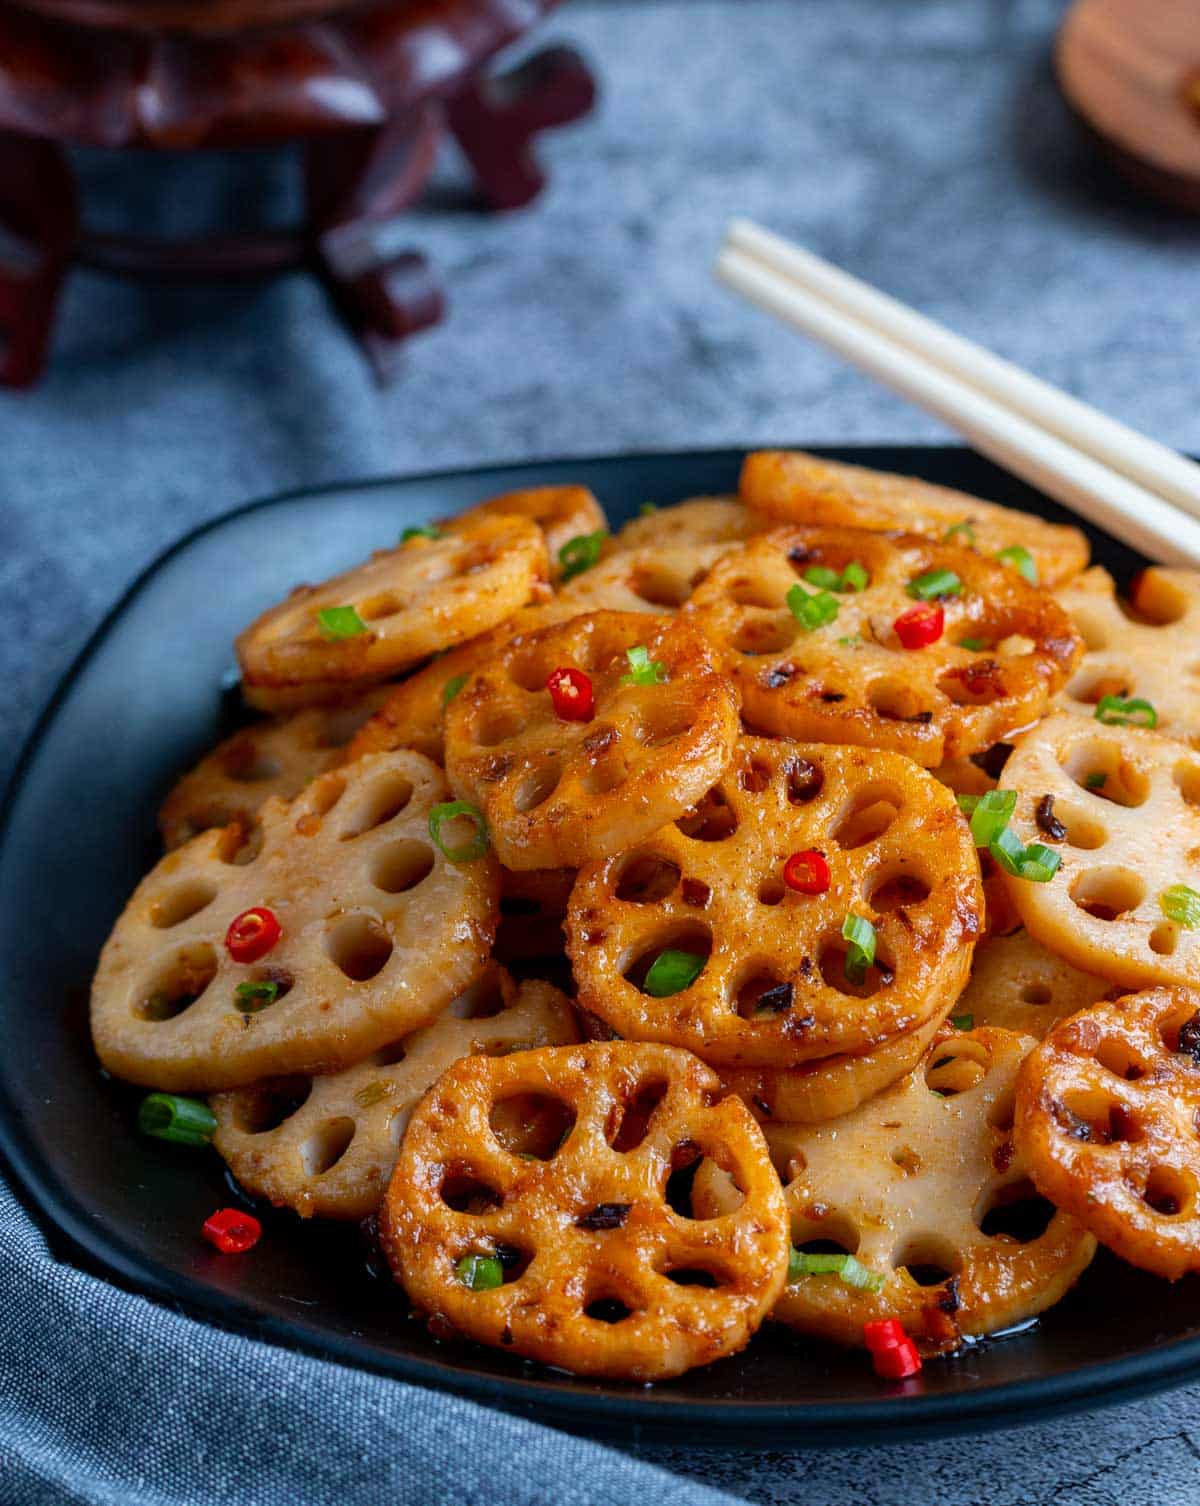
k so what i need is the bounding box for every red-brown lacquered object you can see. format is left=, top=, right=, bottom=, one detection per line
left=0, top=0, right=596, bottom=386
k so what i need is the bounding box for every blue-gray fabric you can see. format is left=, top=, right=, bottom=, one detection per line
left=3, top=2, right=1200, bottom=1502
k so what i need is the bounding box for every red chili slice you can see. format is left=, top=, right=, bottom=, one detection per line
left=893, top=602, right=944, bottom=650
left=201, top=1207, right=262, bottom=1254
left=783, top=849, right=831, bottom=894
left=863, top=1317, right=922, bottom=1379
left=225, top=907, right=281, bottom=964
left=546, top=666, right=594, bottom=722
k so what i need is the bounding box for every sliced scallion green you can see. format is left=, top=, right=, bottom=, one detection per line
left=138, top=1093, right=216, bottom=1148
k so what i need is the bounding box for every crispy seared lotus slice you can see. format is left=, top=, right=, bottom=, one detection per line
left=957, top=929, right=1110, bottom=1038
left=696, top=1027, right=1096, bottom=1350
left=444, top=610, right=740, bottom=870
left=380, top=1041, right=789, bottom=1380
left=998, top=714, right=1200, bottom=989
left=236, top=514, right=548, bottom=707
left=211, top=969, right=577, bottom=1220
left=1016, top=989, right=1200, bottom=1279
left=159, top=689, right=389, bottom=849
left=557, top=543, right=731, bottom=616
left=567, top=738, right=982, bottom=1069
left=1055, top=566, right=1200, bottom=745
left=91, top=751, right=498, bottom=1092
left=612, top=496, right=764, bottom=553
left=721, top=1010, right=946, bottom=1124
left=446, top=485, right=607, bottom=583
left=342, top=606, right=569, bottom=768
left=740, top=451, right=1089, bottom=588
left=688, top=526, right=1081, bottom=766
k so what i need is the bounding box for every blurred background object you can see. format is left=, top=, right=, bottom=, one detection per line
left=0, top=0, right=595, bottom=386
left=1057, top=0, right=1200, bottom=214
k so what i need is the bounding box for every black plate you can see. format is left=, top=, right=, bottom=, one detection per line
left=3, top=445, right=1196, bottom=1447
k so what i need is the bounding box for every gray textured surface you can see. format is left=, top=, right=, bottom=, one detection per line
left=2, top=0, right=1199, bottom=1501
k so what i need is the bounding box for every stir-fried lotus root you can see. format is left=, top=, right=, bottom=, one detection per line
left=695, top=1028, right=1096, bottom=1350
left=445, top=485, right=607, bottom=583
left=380, top=1041, right=789, bottom=1380
left=1016, top=989, right=1200, bottom=1279
left=998, top=714, right=1200, bottom=990
left=211, top=969, right=577, bottom=1220
left=557, top=542, right=732, bottom=616
left=342, top=606, right=567, bottom=768
left=1055, top=566, right=1200, bottom=745
left=956, top=929, right=1109, bottom=1039
left=91, top=751, right=497, bottom=1091
left=721, top=1009, right=946, bottom=1125
left=159, top=689, right=389, bottom=849
left=444, top=610, right=740, bottom=870
left=236, top=514, right=548, bottom=705
left=688, top=525, right=1081, bottom=766
left=740, top=450, right=1089, bottom=588
left=612, top=496, right=764, bottom=554
left=567, top=738, right=982, bottom=1069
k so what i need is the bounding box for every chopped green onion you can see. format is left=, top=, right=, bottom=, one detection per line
left=639, top=502, right=658, bottom=517
left=840, top=560, right=869, bottom=593
left=944, top=520, right=976, bottom=546
left=643, top=949, right=705, bottom=997
left=442, top=673, right=469, bottom=708
left=956, top=789, right=1017, bottom=847
left=786, top=583, right=839, bottom=632
left=317, top=605, right=367, bottom=640
left=836, top=634, right=863, bottom=647
left=234, top=980, right=280, bottom=1012
left=1085, top=772, right=1107, bottom=790
left=401, top=524, right=441, bottom=542
left=428, top=801, right=489, bottom=863
left=1161, top=885, right=1200, bottom=929
left=788, top=1249, right=887, bottom=1293
left=959, top=637, right=986, bottom=652
left=354, top=1081, right=387, bottom=1109
left=987, top=824, right=1028, bottom=877
left=455, top=1253, right=504, bottom=1291
left=621, top=645, right=669, bottom=686
left=1017, top=843, right=1062, bottom=883
left=951, top=1012, right=974, bottom=1030
left=138, top=1093, right=216, bottom=1148
left=558, top=530, right=607, bottom=581
left=803, top=565, right=842, bottom=591
left=995, top=545, right=1038, bottom=585
left=908, top=568, right=963, bottom=601
left=842, top=913, right=876, bottom=984
left=1094, top=695, right=1157, bottom=729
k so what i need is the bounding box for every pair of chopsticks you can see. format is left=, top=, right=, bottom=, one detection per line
left=716, top=218, right=1200, bottom=567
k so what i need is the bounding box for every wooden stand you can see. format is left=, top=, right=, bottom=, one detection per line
left=1056, top=0, right=1200, bottom=214
left=0, top=0, right=595, bottom=386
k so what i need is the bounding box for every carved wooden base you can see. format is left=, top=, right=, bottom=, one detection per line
left=0, top=0, right=595, bottom=386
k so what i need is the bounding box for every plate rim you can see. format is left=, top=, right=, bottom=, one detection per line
left=4, top=443, right=1200, bottom=1445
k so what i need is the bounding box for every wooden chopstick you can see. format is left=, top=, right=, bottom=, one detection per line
left=716, top=227, right=1200, bottom=568
left=726, top=219, right=1200, bottom=521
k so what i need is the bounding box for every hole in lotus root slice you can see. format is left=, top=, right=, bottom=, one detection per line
left=830, top=782, right=904, bottom=853
left=557, top=542, right=731, bottom=616
left=441, top=1169, right=506, bottom=1214
left=615, top=854, right=681, bottom=904
left=676, top=787, right=738, bottom=843
left=445, top=610, right=740, bottom=870
left=211, top=970, right=577, bottom=1220
left=605, top=1076, right=670, bottom=1153
left=569, top=737, right=982, bottom=1069
left=1015, top=987, right=1200, bottom=1278
left=1053, top=568, right=1200, bottom=744
left=997, top=717, right=1200, bottom=991
left=148, top=881, right=219, bottom=930
left=158, top=688, right=390, bottom=850
left=688, top=524, right=1081, bottom=766
left=335, top=769, right=415, bottom=838
left=489, top=1093, right=577, bottom=1160
left=720, top=1010, right=947, bottom=1126
left=924, top=1036, right=992, bottom=1097
left=236, top=513, right=548, bottom=703
left=975, top=1177, right=1057, bottom=1244
left=443, top=484, right=607, bottom=584
left=739, top=450, right=1090, bottom=588
left=302, top=1117, right=357, bottom=1176
left=92, top=751, right=498, bottom=1093
left=722, top=1027, right=1096, bottom=1351
left=379, top=1041, right=790, bottom=1380
left=953, top=929, right=1110, bottom=1040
